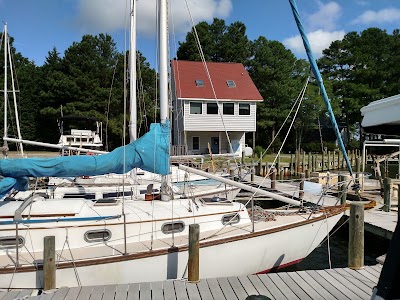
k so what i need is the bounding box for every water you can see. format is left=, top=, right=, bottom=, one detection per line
left=280, top=217, right=390, bottom=272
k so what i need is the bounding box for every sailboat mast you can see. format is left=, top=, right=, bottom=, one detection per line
left=129, top=0, right=137, bottom=142
left=159, top=0, right=170, bottom=201
left=3, top=23, right=7, bottom=141
left=159, top=0, right=169, bottom=124
left=288, top=0, right=353, bottom=175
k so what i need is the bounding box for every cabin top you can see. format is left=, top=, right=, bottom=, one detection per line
left=171, top=60, right=263, bottom=101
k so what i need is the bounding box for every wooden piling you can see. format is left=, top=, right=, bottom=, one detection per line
left=348, top=202, right=364, bottom=270
left=302, top=152, right=305, bottom=173
left=327, top=151, right=331, bottom=171
left=299, top=173, right=305, bottom=199
left=321, top=151, right=325, bottom=172
left=44, top=236, right=56, bottom=290
left=188, top=224, right=200, bottom=282
left=339, top=174, right=348, bottom=205
left=290, top=154, right=294, bottom=176
left=383, top=177, right=392, bottom=212
left=271, top=168, right=276, bottom=189
left=258, top=154, right=263, bottom=176
left=332, top=151, right=336, bottom=170
left=307, top=152, right=311, bottom=178
left=312, top=155, right=316, bottom=173
left=251, top=160, right=254, bottom=182
left=356, top=157, right=361, bottom=184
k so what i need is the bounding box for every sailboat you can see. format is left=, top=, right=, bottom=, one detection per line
left=0, top=0, right=349, bottom=289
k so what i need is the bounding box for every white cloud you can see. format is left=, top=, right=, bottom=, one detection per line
left=307, top=2, right=342, bottom=31
left=283, top=30, right=345, bottom=58
left=352, top=8, right=400, bottom=24
left=76, top=0, right=233, bottom=37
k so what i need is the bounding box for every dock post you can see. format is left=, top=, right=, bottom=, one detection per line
left=327, top=151, right=331, bottom=170
left=44, top=236, right=56, bottom=290
left=271, top=168, right=276, bottom=189
left=258, top=153, right=263, bottom=176
left=348, top=202, right=364, bottom=270
left=339, top=174, right=348, bottom=205
left=299, top=173, right=305, bottom=199
left=356, top=157, right=361, bottom=184
left=188, top=224, right=200, bottom=282
left=251, top=160, right=255, bottom=182
left=332, top=150, right=336, bottom=170
left=312, top=155, right=316, bottom=173
left=290, top=154, right=293, bottom=176
left=321, top=151, right=325, bottom=172
left=383, top=178, right=392, bottom=212
left=301, top=151, right=305, bottom=173
left=307, top=152, right=311, bottom=178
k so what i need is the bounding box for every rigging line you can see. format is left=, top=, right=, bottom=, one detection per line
left=289, top=0, right=353, bottom=177
left=183, top=0, right=239, bottom=167
left=105, top=59, right=118, bottom=152
left=246, top=77, right=309, bottom=204
left=326, top=213, right=332, bottom=269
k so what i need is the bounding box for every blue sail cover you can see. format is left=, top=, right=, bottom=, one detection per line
left=0, top=121, right=170, bottom=197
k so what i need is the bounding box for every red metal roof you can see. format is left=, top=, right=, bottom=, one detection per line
left=171, top=60, right=263, bottom=101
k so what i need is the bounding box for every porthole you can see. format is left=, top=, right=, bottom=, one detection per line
left=161, top=221, right=185, bottom=234
left=84, top=229, right=111, bottom=243
left=0, top=236, right=25, bottom=248
left=222, top=213, right=240, bottom=225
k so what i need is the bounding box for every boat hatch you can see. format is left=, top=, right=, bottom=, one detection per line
left=63, top=193, right=96, bottom=200
left=201, top=197, right=233, bottom=205
left=103, top=191, right=133, bottom=198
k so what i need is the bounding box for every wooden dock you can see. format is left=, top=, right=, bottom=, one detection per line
left=2, top=265, right=381, bottom=300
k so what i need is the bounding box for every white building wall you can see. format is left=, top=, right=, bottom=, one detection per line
left=185, top=131, right=245, bottom=155
left=183, top=100, right=257, bottom=132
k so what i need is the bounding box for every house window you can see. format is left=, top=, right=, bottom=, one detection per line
left=161, top=221, right=185, bottom=234
left=239, top=103, right=250, bottom=115
left=207, top=103, right=218, bottom=114
left=223, top=103, right=234, bottom=115
left=84, top=229, right=112, bottom=243
left=195, top=79, right=204, bottom=87
left=190, top=102, right=202, bottom=114
left=192, top=136, right=200, bottom=150
left=226, top=80, right=236, bottom=88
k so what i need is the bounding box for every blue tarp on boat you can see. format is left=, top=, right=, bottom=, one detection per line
left=0, top=121, right=170, bottom=197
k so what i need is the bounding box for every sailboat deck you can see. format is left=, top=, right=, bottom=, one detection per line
left=1, top=264, right=381, bottom=299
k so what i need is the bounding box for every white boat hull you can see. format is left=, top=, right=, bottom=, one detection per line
left=0, top=208, right=343, bottom=289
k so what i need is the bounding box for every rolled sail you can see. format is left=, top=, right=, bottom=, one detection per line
left=0, top=121, right=170, bottom=196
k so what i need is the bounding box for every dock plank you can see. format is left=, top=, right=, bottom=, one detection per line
left=196, top=280, right=213, bottom=300
left=305, top=270, right=349, bottom=300
left=102, top=285, right=116, bottom=300
left=325, top=269, right=370, bottom=299
left=50, top=288, right=69, bottom=300
left=215, top=278, right=237, bottom=300
left=335, top=268, right=375, bottom=292
left=268, top=273, right=299, bottom=300
left=150, top=281, right=164, bottom=300
left=257, top=274, right=287, bottom=300
left=88, top=286, right=104, bottom=300
left=288, top=271, right=330, bottom=300
left=340, top=268, right=376, bottom=289
left=277, top=272, right=312, bottom=300
left=163, top=281, right=176, bottom=300
left=64, top=287, right=82, bottom=300
left=227, top=277, right=247, bottom=300
left=77, top=286, right=93, bottom=300
left=318, top=270, right=363, bottom=300
left=127, top=283, right=139, bottom=300
left=139, top=282, right=151, bottom=300
left=237, top=276, right=258, bottom=296
left=174, top=281, right=188, bottom=300
left=363, top=266, right=381, bottom=279
left=205, top=278, right=225, bottom=300
left=185, top=282, right=201, bottom=300
left=247, top=275, right=273, bottom=299
left=2, top=291, right=25, bottom=300
left=114, top=284, right=128, bottom=300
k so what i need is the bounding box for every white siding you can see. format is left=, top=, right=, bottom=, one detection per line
left=183, top=100, right=257, bottom=132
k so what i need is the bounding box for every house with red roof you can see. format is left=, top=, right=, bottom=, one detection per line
left=171, top=60, right=263, bottom=155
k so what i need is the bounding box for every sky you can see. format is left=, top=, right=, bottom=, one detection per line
left=1, top=0, right=400, bottom=69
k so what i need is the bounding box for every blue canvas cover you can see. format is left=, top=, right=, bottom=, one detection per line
left=0, top=121, right=170, bottom=197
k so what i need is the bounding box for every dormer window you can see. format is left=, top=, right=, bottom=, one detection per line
left=226, top=80, right=236, bottom=88
left=195, top=79, right=204, bottom=87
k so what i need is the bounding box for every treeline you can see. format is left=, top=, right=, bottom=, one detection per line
left=2, top=19, right=400, bottom=152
